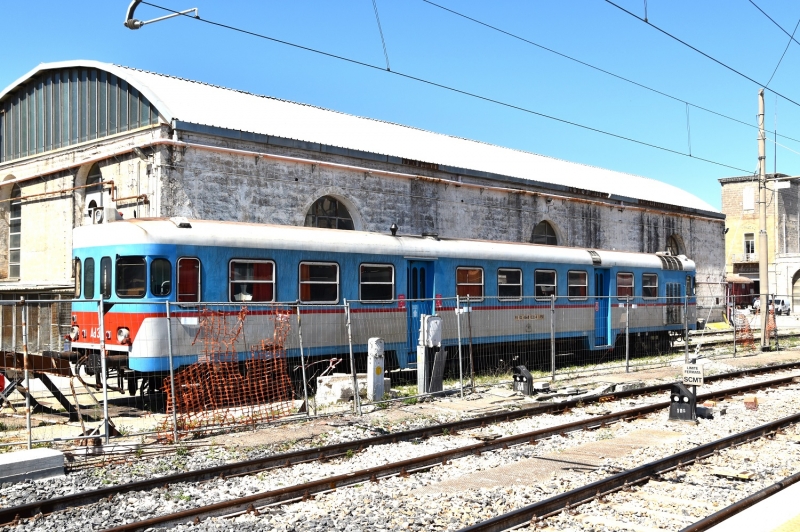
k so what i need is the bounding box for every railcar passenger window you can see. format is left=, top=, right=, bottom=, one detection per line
left=300, top=262, right=339, bottom=303
left=457, top=267, right=484, bottom=300
left=534, top=270, right=557, bottom=299
left=84, top=258, right=95, bottom=299
left=151, top=259, right=172, bottom=297
left=229, top=260, right=275, bottom=302
left=360, top=264, right=394, bottom=302
left=568, top=271, right=587, bottom=299
left=617, top=272, right=634, bottom=298
left=497, top=268, right=522, bottom=300
left=643, top=274, right=658, bottom=299
left=100, top=257, right=111, bottom=299
left=74, top=259, right=81, bottom=298
left=116, top=257, right=146, bottom=298
left=177, top=258, right=201, bottom=302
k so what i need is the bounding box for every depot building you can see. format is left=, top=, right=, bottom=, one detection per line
left=0, top=60, right=725, bottom=312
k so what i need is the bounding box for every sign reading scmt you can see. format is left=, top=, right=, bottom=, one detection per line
left=683, top=363, right=704, bottom=386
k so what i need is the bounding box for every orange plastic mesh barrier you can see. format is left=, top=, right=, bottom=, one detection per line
left=734, top=313, right=755, bottom=352
left=766, top=307, right=778, bottom=341
left=159, top=308, right=294, bottom=440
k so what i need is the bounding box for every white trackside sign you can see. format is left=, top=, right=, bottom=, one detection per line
left=683, top=363, right=704, bottom=386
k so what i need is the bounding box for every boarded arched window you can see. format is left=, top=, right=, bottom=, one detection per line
left=532, top=221, right=557, bottom=245
left=9, top=184, right=21, bottom=277
left=304, top=196, right=354, bottom=230
left=667, top=235, right=684, bottom=256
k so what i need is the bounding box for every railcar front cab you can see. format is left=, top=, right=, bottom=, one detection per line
left=71, top=246, right=183, bottom=396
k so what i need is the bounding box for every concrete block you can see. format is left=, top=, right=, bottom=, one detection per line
left=0, top=448, right=64, bottom=484
left=533, top=382, right=550, bottom=391
left=316, top=373, right=367, bottom=405
left=614, top=381, right=645, bottom=393
left=744, top=395, right=758, bottom=410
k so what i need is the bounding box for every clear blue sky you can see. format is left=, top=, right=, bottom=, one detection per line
left=3, top=0, right=800, bottom=211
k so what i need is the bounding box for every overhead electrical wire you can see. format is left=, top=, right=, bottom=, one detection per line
left=603, top=0, right=800, bottom=109
left=140, top=1, right=752, bottom=173
left=764, top=16, right=800, bottom=88
left=748, top=0, right=800, bottom=47
left=421, top=0, right=800, bottom=145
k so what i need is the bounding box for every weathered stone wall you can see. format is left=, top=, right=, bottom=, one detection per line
left=161, top=132, right=725, bottom=300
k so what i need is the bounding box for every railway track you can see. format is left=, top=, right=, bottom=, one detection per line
left=461, top=413, right=800, bottom=532
left=1, top=363, right=794, bottom=531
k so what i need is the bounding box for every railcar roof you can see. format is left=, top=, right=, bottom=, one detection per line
left=73, top=219, right=695, bottom=271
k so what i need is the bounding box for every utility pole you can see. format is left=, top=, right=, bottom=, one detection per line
left=758, top=89, right=769, bottom=350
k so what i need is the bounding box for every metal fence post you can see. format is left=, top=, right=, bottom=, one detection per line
left=97, top=297, right=110, bottom=444
left=684, top=294, right=689, bottom=364
left=344, top=300, right=361, bottom=415
left=550, top=294, right=556, bottom=381
left=165, top=302, right=179, bottom=442
left=466, top=295, right=475, bottom=390
left=296, top=305, right=310, bottom=417
left=732, top=297, right=737, bottom=357
left=625, top=296, right=630, bottom=373
left=455, top=295, right=464, bottom=398
left=21, top=301, right=31, bottom=450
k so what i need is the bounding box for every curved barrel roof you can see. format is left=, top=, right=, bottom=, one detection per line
left=2, top=60, right=717, bottom=214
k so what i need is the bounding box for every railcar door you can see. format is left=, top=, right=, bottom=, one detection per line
left=407, top=261, right=434, bottom=367
left=594, top=269, right=611, bottom=346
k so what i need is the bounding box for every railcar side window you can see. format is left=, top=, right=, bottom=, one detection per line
left=568, top=271, right=587, bottom=299
left=300, top=262, right=339, bottom=303
left=100, top=257, right=111, bottom=299
left=360, top=264, right=394, bottom=302
left=642, top=273, right=658, bottom=299
left=229, top=260, right=275, bottom=302
left=116, top=257, right=146, bottom=298
left=534, top=270, right=557, bottom=299
left=617, top=272, right=634, bottom=298
left=457, top=267, right=484, bottom=300
left=177, top=258, right=201, bottom=302
left=73, top=258, right=81, bottom=298
left=497, top=268, right=522, bottom=300
left=84, top=258, right=95, bottom=299
left=151, top=259, right=172, bottom=297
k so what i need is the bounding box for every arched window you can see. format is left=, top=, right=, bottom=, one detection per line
left=9, top=184, right=21, bottom=278
left=666, top=235, right=684, bottom=256
left=304, top=196, right=354, bottom=230
left=532, top=221, right=557, bottom=245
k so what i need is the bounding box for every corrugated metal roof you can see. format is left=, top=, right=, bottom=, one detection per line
left=3, top=61, right=718, bottom=213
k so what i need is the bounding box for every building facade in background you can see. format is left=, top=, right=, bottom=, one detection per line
left=720, top=174, right=800, bottom=309
left=0, top=61, right=725, bottom=312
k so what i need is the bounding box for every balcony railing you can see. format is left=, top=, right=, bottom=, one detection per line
left=731, top=253, right=758, bottom=263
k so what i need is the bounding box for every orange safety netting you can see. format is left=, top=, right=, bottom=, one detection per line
left=158, top=308, right=295, bottom=440
left=734, top=313, right=755, bottom=352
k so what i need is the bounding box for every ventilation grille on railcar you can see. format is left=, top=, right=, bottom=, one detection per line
left=658, top=255, right=683, bottom=270
left=587, top=250, right=602, bottom=265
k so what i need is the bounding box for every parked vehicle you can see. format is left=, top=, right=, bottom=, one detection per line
left=68, top=218, right=697, bottom=396
left=753, top=297, right=791, bottom=315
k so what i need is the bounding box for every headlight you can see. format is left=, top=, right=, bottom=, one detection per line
left=69, top=325, right=80, bottom=341
left=117, top=327, right=131, bottom=344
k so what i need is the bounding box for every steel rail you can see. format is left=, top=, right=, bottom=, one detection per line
left=98, top=374, right=798, bottom=532
left=458, top=412, right=800, bottom=532
left=680, top=470, right=800, bottom=532
left=0, top=363, right=796, bottom=526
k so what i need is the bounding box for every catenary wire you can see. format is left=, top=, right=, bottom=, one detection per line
left=421, top=0, right=800, bottom=145
left=139, top=1, right=752, bottom=174
left=603, top=0, right=800, bottom=109
left=765, top=16, right=800, bottom=87
left=371, top=0, right=391, bottom=71
left=748, top=0, right=800, bottom=47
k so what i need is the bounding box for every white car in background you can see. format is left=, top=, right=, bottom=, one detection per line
left=753, top=298, right=791, bottom=315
